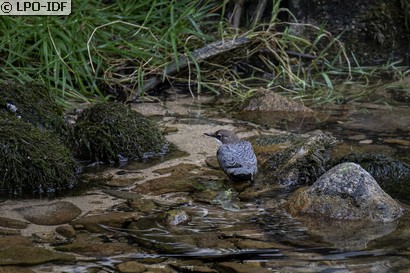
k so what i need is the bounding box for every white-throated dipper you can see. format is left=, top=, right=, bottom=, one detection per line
left=204, top=129, right=257, bottom=182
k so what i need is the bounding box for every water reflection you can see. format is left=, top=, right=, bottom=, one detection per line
left=86, top=197, right=407, bottom=272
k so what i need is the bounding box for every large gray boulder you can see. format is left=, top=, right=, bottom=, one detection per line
left=286, top=162, right=404, bottom=223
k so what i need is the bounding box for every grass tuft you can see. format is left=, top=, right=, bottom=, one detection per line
left=0, top=0, right=408, bottom=107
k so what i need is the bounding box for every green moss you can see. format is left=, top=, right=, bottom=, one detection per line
left=72, top=102, right=167, bottom=162
left=261, top=133, right=337, bottom=186
left=0, top=82, right=66, bottom=134
left=253, top=134, right=300, bottom=146
left=0, top=115, right=79, bottom=197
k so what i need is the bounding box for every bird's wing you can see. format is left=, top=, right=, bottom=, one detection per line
left=217, top=142, right=256, bottom=169
left=217, top=145, right=243, bottom=169
left=241, top=142, right=257, bottom=167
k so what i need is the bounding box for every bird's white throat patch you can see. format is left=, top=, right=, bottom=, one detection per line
left=213, top=138, right=223, bottom=145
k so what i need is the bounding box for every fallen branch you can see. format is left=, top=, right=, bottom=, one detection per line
left=127, top=36, right=251, bottom=102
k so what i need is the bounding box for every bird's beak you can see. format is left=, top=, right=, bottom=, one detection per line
left=204, top=132, right=215, bottom=138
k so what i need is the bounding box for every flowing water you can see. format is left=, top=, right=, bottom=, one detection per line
left=59, top=193, right=410, bottom=272
left=27, top=95, right=410, bottom=272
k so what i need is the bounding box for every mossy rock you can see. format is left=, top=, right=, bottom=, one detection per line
left=0, top=82, right=66, bottom=134
left=260, top=132, right=337, bottom=187
left=0, top=116, right=79, bottom=197
left=72, top=102, right=167, bottom=162
left=334, top=153, right=410, bottom=202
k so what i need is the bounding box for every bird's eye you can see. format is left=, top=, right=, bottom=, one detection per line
left=216, top=134, right=222, bottom=139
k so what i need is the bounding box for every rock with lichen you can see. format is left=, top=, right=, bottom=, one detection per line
left=334, top=153, right=410, bottom=201
left=286, top=162, right=404, bottom=223
left=72, top=102, right=167, bottom=163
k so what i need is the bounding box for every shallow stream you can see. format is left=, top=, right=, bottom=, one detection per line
left=2, top=93, right=410, bottom=273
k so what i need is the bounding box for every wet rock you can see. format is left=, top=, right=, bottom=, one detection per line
left=205, top=156, right=220, bottom=170
left=133, top=163, right=225, bottom=196
left=32, top=231, right=58, bottom=244
left=144, top=268, right=174, bottom=273
left=162, top=210, right=191, bottom=226
left=170, top=261, right=218, bottom=273
left=191, top=180, right=236, bottom=206
left=216, top=261, right=272, bottom=273
left=105, top=175, right=144, bottom=187
left=0, top=228, right=21, bottom=235
left=383, top=138, right=410, bottom=146
left=0, top=217, right=28, bottom=229
left=134, top=166, right=199, bottom=195
left=286, top=162, right=404, bottom=222
left=162, top=126, right=179, bottom=134
left=236, top=89, right=326, bottom=132
left=103, top=189, right=144, bottom=200
left=71, top=212, right=140, bottom=233
left=348, top=134, right=367, bottom=141
left=243, top=89, right=313, bottom=112
left=334, top=153, right=410, bottom=201
left=359, top=139, right=373, bottom=144
left=15, top=201, right=82, bottom=225
left=261, top=132, right=337, bottom=187
left=128, top=199, right=158, bottom=213
left=0, top=266, right=36, bottom=273
left=195, top=233, right=236, bottom=249
left=83, top=267, right=111, bottom=273
left=0, top=235, right=32, bottom=247
left=56, top=224, right=76, bottom=238
left=55, top=233, right=136, bottom=256
left=116, top=261, right=146, bottom=273
left=0, top=246, right=75, bottom=266
left=152, top=163, right=200, bottom=176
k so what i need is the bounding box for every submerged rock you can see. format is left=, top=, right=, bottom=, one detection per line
left=72, top=102, right=167, bottom=163
left=162, top=209, right=191, bottom=226
left=216, top=261, right=272, bottom=273
left=301, top=217, right=398, bottom=250
left=55, top=233, right=137, bottom=257
left=0, top=245, right=75, bottom=266
left=116, top=261, right=146, bottom=273
left=335, top=153, right=410, bottom=201
left=286, top=162, right=404, bottom=223
left=15, top=201, right=81, bottom=225
left=260, top=132, right=337, bottom=186
left=71, top=212, right=140, bottom=233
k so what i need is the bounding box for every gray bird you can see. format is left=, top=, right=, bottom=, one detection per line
left=204, top=129, right=257, bottom=182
